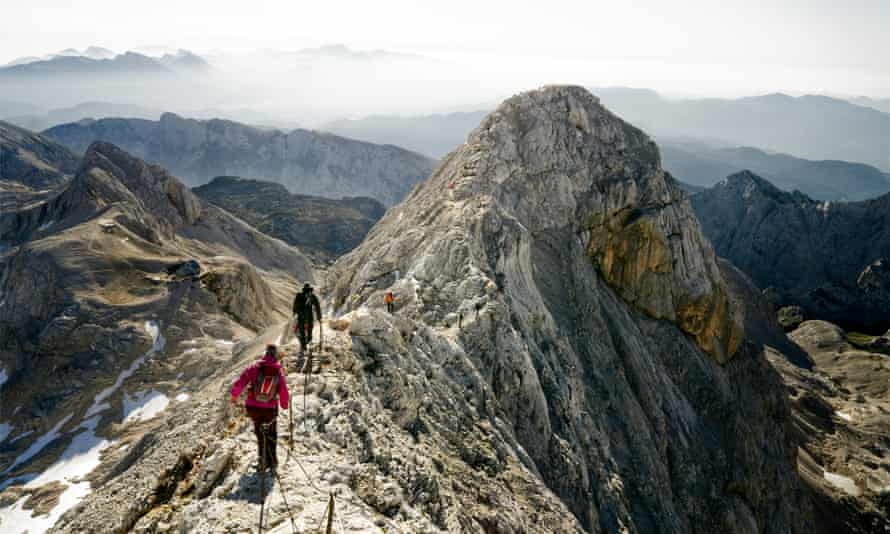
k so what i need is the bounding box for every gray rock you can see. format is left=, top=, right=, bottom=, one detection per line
left=45, top=113, right=437, bottom=206
left=327, top=86, right=808, bottom=532
left=692, top=171, right=890, bottom=332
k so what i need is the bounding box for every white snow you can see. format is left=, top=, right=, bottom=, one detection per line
left=0, top=423, right=12, bottom=443
left=836, top=411, right=853, bottom=422
left=122, top=390, right=169, bottom=424
left=0, top=417, right=110, bottom=534
left=9, top=430, right=33, bottom=443
left=83, top=402, right=110, bottom=418
left=215, top=339, right=234, bottom=346
left=175, top=393, right=190, bottom=402
left=2, top=414, right=73, bottom=476
left=824, top=470, right=861, bottom=496
left=36, top=220, right=55, bottom=231
left=0, top=367, right=7, bottom=389
left=87, top=320, right=165, bottom=415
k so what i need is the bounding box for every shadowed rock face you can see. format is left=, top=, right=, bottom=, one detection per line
left=193, top=175, right=386, bottom=262
left=692, top=171, right=890, bottom=332
left=0, top=120, right=78, bottom=190
left=328, top=86, right=807, bottom=532
left=44, top=113, right=436, bottom=206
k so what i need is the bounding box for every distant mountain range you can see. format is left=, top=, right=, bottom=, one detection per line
left=4, top=102, right=163, bottom=132
left=595, top=88, right=890, bottom=172
left=44, top=113, right=435, bottom=206
left=849, top=96, right=890, bottom=114
left=322, top=111, right=487, bottom=158
left=322, top=91, right=890, bottom=201
left=322, top=88, right=890, bottom=175
left=660, top=140, right=890, bottom=201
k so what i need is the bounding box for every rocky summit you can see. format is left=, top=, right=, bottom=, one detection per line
left=692, top=170, right=890, bottom=332
left=326, top=86, right=805, bottom=531
left=43, top=113, right=436, bottom=206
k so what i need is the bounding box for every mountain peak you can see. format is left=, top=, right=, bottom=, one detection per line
left=78, top=141, right=202, bottom=227
left=332, top=84, right=743, bottom=362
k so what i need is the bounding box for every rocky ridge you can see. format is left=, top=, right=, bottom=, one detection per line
left=44, top=113, right=436, bottom=206
left=0, top=142, right=313, bottom=531
left=193, top=176, right=386, bottom=262
left=0, top=121, right=79, bottom=212
left=691, top=170, right=890, bottom=332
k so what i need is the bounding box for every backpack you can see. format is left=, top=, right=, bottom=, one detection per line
left=252, top=365, right=280, bottom=403
left=294, top=293, right=312, bottom=317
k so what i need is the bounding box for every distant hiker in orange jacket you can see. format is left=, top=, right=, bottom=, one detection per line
left=230, top=345, right=290, bottom=471
left=384, top=291, right=395, bottom=313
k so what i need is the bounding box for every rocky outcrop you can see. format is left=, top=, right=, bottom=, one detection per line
left=692, top=171, right=890, bottom=332
left=193, top=175, right=386, bottom=262
left=767, top=320, right=890, bottom=532
left=327, top=86, right=806, bottom=532
left=44, top=113, right=436, bottom=205
left=0, top=120, right=78, bottom=192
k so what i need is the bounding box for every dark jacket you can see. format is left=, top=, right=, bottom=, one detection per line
left=293, top=291, right=321, bottom=321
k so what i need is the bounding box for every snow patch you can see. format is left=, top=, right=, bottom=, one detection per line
left=0, top=367, right=7, bottom=389
left=37, top=220, right=55, bottom=231
left=175, top=393, right=190, bottom=402
left=0, top=417, right=110, bottom=534
left=122, top=390, right=169, bottom=424
left=83, top=402, right=110, bottom=418
left=87, top=320, right=165, bottom=415
left=9, top=430, right=33, bottom=443
left=824, top=470, right=861, bottom=496
left=0, top=423, right=12, bottom=443
left=836, top=411, right=853, bottom=422
left=2, top=414, right=73, bottom=476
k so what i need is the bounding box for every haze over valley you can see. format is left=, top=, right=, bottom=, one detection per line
left=2, top=1, right=890, bottom=532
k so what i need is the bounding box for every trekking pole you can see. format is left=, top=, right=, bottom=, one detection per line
left=302, top=356, right=310, bottom=432
left=270, top=467, right=299, bottom=534
left=258, top=425, right=268, bottom=533
left=325, top=492, right=335, bottom=534
left=288, top=391, right=294, bottom=457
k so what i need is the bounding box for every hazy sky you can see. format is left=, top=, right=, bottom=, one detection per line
left=2, top=0, right=888, bottom=97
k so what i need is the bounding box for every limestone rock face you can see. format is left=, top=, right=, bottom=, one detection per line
left=0, top=120, right=78, bottom=190
left=692, top=171, right=890, bottom=332
left=45, top=113, right=436, bottom=206
left=328, top=86, right=806, bottom=532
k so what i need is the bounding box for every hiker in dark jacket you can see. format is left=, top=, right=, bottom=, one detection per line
left=292, top=283, right=321, bottom=352
left=230, top=345, right=290, bottom=470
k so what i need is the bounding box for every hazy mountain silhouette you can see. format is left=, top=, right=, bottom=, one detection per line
left=661, top=140, right=890, bottom=200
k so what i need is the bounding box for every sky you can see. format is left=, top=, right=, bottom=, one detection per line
left=1, top=0, right=888, bottom=98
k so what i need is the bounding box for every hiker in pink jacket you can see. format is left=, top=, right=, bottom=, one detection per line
left=230, top=344, right=290, bottom=470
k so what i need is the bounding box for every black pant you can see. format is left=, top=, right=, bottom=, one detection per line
left=297, top=316, right=313, bottom=350
left=386, top=302, right=394, bottom=313
left=247, top=406, right=278, bottom=470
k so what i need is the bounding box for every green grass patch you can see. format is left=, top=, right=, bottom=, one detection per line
left=846, top=331, right=876, bottom=348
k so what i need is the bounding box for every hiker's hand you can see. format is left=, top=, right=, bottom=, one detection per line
left=229, top=395, right=238, bottom=405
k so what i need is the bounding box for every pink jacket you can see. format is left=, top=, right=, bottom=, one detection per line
left=231, top=353, right=290, bottom=410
